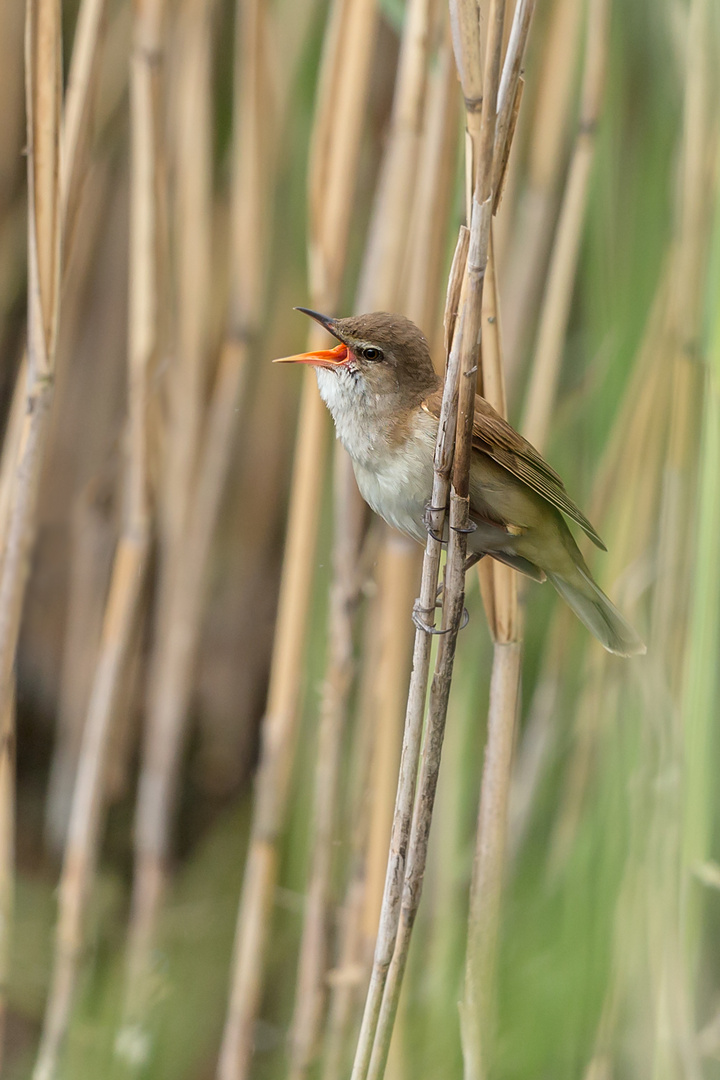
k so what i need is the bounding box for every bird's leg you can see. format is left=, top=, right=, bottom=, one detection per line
left=435, top=552, right=484, bottom=600
left=463, top=551, right=484, bottom=573
left=422, top=502, right=446, bottom=544
left=416, top=506, right=477, bottom=632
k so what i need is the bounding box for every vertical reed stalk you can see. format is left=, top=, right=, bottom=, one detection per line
left=0, top=0, right=61, bottom=1066
left=320, top=570, right=385, bottom=1080
left=462, top=232, right=523, bottom=1080
left=681, top=197, right=720, bottom=979
left=119, top=0, right=216, bottom=1049
left=355, top=0, right=433, bottom=312
left=0, top=0, right=61, bottom=799
left=500, top=0, right=582, bottom=389
left=360, top=534, right=419, bottom=943
left=60, top=0, right=108, bottom=252
left=348, top=227, right=469, bottom=1080
left=439, top=6, right=535, bottom=1079
left=401, top=33, right=461, bottom=337
left=288, top=447, right=366, bottom=1080
left=33, top=1, right=165, bottom=1074
left=506, top=0, right=612, bottom=878
left=520, top=0, right=611, bottom=451
left=217, top=1, right=377, bottom=1077
left=645, top=0, right=714, bottom=1068
left=44, top=475, right=116, bottom=852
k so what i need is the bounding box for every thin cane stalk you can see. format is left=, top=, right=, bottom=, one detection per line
left=61, top=0, right=108, bottom=254
left=216, top=2, right=377, bottom=1076
left=349, top=227, right=469, bottom=1080
left=500, top=0, right=583, bottom=390
left=504, top=0, right=613, bottom=886
left=288, top=447, right=366, bottom=1080
left=520, top=0, right=612, bottom=452
left=0, top=0, right=61, bottom=1064
left=0, top=0, right=62, bottom=793
left=118, top=0, right=215, bottom=1047
left=320, top=559, right=386, bottom=1080
left=32, top=2, right=165, bottom=1074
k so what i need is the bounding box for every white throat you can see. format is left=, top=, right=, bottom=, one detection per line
left=315, top=366, right=387, bottom=469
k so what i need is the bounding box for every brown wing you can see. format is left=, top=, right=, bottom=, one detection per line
left=422, top=389, right=606, bottom=551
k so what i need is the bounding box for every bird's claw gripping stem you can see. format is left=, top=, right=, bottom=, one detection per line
left=412, top=599, right=470, bottom=635
left=423, top=502, right=446, bottom=544
left=412, top=600, right=450, bottom=635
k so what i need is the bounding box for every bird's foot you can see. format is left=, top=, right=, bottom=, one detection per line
left=450, top=519, right=477, bottom=534
left=412, top=599, right=451, bottom=635
left=423, top=502, right=446, bottom=544
left=412, top=597, right=470, bottom=633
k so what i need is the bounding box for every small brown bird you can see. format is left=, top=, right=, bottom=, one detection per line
left=275, top=308, right=645, bottom=656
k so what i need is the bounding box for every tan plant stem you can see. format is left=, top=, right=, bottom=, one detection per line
left=0, top=0, right=61, bottom=1064
left=32, top=1, right=165, bottom=1075
left=500, top=0, right=583, bottom=391
left=461, top=640, right=521, bottom=1078
left=0, top=0, right=109, bottom=1047
left=118, top=0, right=217, bottom=1048
left=217, top=4, right=377, bottom=1074
left=288, top=447, right=366, bottom=1080
left=401, top=33, right=461, bottom=337
left=520, top=0, right=611, bottom=451
left=435, top=6, right=536, bottom=1080
left=0, top=0, right=62, bottom=785
left=320, top=570, right=386, bottom=1080
left=45, top=474, right=116, bottom=853
left=463, top=235, right=522, bottom=1080
left=355, top=0, right=433, bottom=312
left=121, top=340, right=250, bottom=1047
left=61, top=0, right=107, bottom=252
left=348, top=228, right=470, bottom=1080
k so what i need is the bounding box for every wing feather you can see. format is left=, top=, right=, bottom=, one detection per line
left=422, top=390, right=606, bottom=550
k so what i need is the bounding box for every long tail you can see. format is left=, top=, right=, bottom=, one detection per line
left=546, top=567, right=646, bottom=657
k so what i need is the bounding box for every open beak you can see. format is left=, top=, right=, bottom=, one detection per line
left=272, top=341, right=348, bottom=369
left=272, top=307, right=350, bottom=369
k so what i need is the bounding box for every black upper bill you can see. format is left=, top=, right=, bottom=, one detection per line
left=294, top=307, right=342, bottom=340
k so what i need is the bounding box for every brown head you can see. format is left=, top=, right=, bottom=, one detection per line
left=274, top=309, right=440, bottom=411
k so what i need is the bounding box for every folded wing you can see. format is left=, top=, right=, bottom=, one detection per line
left=421, top=389, right=606, bottom=551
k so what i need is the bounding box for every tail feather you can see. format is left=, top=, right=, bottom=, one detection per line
left=547, top=568, right=646, bottom=657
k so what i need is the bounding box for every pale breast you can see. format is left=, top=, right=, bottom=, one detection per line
left=352, top=420, right=436, bottom=544
left=315, top=367, right=438, bottom=542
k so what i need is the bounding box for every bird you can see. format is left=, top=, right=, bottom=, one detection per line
left=274, top=308, right=645, bottom=657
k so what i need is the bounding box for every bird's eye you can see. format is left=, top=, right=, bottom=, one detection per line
left=363, top=346, right=383, bottom=361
